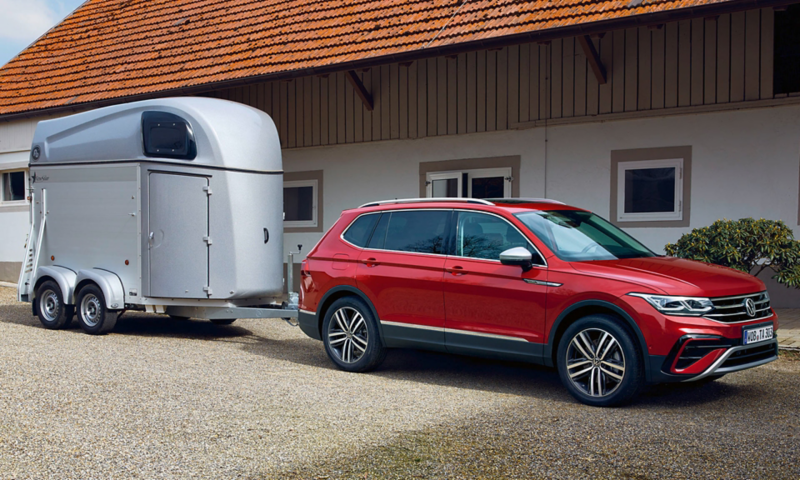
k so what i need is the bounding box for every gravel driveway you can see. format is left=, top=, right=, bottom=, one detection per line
left=0, top=286, right=798, bottom=479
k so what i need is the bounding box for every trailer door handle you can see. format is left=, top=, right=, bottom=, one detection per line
left=263, top=227, right=269, bottom=244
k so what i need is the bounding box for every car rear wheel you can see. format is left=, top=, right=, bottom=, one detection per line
left=322, top=297, right=386, bottom=372
left=76, top=284, right=118, bottom=335
left=36, top=280, right=74, bottom=330
left=557, top=315, right=643, bottom=407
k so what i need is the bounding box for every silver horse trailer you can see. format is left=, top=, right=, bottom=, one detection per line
left=17, top=97, right=298, bottom=334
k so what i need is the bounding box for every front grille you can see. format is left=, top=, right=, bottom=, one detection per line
left=703, top=292, right=772, bottom=323
left=721, top=342, right=777, bottom=369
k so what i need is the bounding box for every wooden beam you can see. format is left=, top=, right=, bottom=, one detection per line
left=346, top=70, right=373, bottom=111
left=577, top=35, right=607, bottom=85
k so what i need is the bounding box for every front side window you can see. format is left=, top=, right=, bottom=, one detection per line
left=2, top=170, right=26, bottom=203
left=284, top=180, right=318, bottom=228
left=375, top=210, right=449, bottom=254
left=455, top=211, right=543, bottom=264
left=617, top=159, right=683, bottom=222
left=516, top=210, right=655, bottom=262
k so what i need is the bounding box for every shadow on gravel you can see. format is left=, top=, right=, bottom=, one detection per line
left=0, top=304, right=254, bottom=340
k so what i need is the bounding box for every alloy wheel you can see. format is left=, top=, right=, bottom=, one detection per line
left=565, top=328, right=626, bottom=398
left=327, top=306, right=369, bottom=364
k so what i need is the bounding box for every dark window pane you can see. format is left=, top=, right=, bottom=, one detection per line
left=623, top=167, right=675, bottom=213
left=457, top=212, right=542, bottom=263
left=775, top=5, right=800, bottom=95
left=384, top=211, right=448, bottom=254
left=471, top=176, right=504, bottom=199
left=432, top=178, right=458, bottom=197
left=3, top=172, right=25, bottom=201
left=343, top=214, right=380, bottom=247
left=284, top=186, right=314, bottom=222
left=367, top=213, right=390, bottom=249
left=141, top=111, right=196, bottom=160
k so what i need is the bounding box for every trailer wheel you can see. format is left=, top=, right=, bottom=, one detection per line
left=35, top=280, right=74, bottom=330
left=210, top=319, right=236, bottom=325
left=76, top=284, right=118, bottom=335
left=322, top=297, right=386, bottom=373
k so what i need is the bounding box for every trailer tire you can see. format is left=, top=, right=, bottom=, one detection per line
left=35, top=280, right=74, bottom=330
left=322, top=296, right=386, bottom=373
left=210, top=319, right=236, bottom=325
left=76, top=284, right=118, bottom=335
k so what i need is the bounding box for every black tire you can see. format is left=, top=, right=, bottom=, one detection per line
left=557, top=314, right=643, bottom=407
left=76, top=284, right=118, bottom=335
left=169, top=315, right=191, bottom=321
left=322, top=297, right=386, bottom=372
left=35, top=280, right=74, bottom=330
left=210, top=319, right=236, bottom=325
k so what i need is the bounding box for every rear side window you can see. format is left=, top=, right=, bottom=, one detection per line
left=342, top=213, right=380, bottom=247
left=142, top=111, right=197, bottom=160
left=382, top=211, right=449, bottom=254
left=367, top=214, right=390, bottom=249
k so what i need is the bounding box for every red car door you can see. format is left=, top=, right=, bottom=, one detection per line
left=355, top=210, right=451, bottom=351
left=443, top=210, right=548, bottom=361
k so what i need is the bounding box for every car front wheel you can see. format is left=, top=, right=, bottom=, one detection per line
left=557, top=315, right=643, bottom=407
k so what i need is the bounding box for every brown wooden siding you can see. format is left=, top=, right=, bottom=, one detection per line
left=210, top=8, right=777, bottom=149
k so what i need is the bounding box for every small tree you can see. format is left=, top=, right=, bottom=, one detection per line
left=664, top=218, right=800, bottom=288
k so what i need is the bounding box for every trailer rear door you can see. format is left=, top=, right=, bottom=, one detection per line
left=148, top=173, right=209, bottom=298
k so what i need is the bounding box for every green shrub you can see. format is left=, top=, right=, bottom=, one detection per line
left=664, top=218, right=800, bottom=288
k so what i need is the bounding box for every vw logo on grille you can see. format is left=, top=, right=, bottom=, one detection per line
left=745, top=298, right=757, bottom=317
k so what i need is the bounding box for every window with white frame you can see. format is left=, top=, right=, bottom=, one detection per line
left=283, top=179, right=318, bottom=228
left=1, top=170, right=27, bottom=205
left=426, top=167, right=511, bottom=199
left=616, top=159, right=683, bottom=222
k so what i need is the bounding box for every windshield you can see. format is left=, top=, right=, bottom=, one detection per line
left=514, top=210, right=656, bottom=261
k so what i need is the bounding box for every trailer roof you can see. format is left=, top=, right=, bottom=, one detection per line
left=30, top=97, right=282, bottom=173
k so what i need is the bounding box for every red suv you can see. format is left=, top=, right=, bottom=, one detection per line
left=298, top=198, right=779, bottom=406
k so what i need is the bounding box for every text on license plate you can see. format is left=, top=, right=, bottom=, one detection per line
left=743, top=325, right=773, bottom=345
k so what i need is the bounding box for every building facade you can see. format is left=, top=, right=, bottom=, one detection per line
left=1, top=3, right=799, bottom=305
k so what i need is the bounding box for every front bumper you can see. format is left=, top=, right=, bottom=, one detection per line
left=683, top=338, right=779, bottom=382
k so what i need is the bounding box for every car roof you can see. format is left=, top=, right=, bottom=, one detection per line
left=344, top=198, right=587, bottom=215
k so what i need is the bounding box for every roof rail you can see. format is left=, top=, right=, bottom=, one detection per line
left=484, top=198, right=566, bottom=205
left=358, top=197, right=494, bottom=208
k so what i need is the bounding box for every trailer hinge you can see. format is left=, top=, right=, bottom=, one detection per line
left=203, top=186, right=213, bottom=195
left=203, top=236, right=213, bottom=245
left=203, top=286, right=213, bottom=296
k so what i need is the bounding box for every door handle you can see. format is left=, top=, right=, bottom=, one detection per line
left=446, top=266, right=467, bottom=275
left=359, top=258, right=380, bottom=267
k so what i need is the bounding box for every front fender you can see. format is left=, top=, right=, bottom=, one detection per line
left=75, top=269, right=125, bottom=310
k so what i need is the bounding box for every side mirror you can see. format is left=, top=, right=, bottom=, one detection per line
left=499, top=247, right=533, bottom=272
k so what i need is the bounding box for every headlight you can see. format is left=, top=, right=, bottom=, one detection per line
left=628, top=293, right=714, bottom=316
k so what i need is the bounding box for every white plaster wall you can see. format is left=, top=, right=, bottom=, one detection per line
left=284, top=104, right=800, bottom=255
left=283, top=104, right=800, bottom=305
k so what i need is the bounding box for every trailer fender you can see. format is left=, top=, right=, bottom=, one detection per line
left=34, top=266, right=78, bottom=306
left=75, top=269, right=125, bottom=310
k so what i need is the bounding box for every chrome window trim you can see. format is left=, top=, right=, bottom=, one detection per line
left=339, top=207, right=549, bottom=267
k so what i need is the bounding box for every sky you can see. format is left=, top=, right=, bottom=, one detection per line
left=0, top=0, right=87, bottom=67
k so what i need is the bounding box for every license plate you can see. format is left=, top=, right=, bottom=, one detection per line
left=743, top=324, right=773, bottom=345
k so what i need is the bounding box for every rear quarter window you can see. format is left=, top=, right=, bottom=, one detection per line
left=383, top=210, right=449, bottom=254
left=342, top=213, right=380, bottom=247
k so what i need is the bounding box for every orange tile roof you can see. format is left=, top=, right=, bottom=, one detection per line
left=0, top=0, right=742, bottom=117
